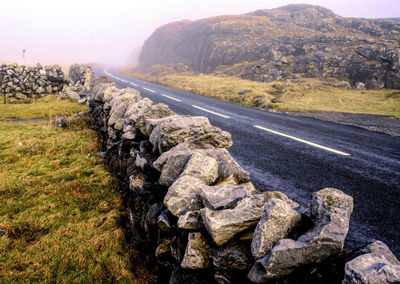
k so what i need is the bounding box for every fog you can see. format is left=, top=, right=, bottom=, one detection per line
left=1, top=0, right=399, bottom=66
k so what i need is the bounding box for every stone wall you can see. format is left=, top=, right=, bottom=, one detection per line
left=0, top=63, right=66, bottom=99
left=59, top=64, right=95, bottom=103
left=88, top=79, right=400, bottom=283
left=68, top=64, right=94, bottom=94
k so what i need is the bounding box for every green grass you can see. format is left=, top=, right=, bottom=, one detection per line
left=0, top=97, right=154, bottom=283
left=0, top=95, right=87, bottom=120
left=123, top=69, right=400, bottom=118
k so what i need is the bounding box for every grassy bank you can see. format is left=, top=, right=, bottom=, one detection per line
left=0, top=97, right=154, bottom=282
left=0, top=95, right=87, bottom=120
left=122, top=70, right=400, bottom=118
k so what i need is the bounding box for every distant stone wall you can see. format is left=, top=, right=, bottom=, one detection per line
left=88, top=78, right=400, bottom=283
left=68, top=64, right=94, bottom=94
left=0, top=63, right=66, bottom=99
left=58, top=64, right=95, bottom=103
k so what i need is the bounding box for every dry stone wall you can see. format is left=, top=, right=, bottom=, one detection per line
left=88, top=78, right=400, bottom=283
left=0, top=63, right=66, bottom=99
left=59, top=64, right=95, bottom=103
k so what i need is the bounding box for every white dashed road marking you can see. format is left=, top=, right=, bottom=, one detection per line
left=130, top=82, right=138, bottom=87
left=161, top=94, right=182, bottom=102
left=253, top=125, right=351, bottom=156
left=143, top=87, right=156, bottom=93
left=192, top=105, right=231, bottom=119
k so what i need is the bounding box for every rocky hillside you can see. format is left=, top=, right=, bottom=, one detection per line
left=138, top=4, right=400, bottom=89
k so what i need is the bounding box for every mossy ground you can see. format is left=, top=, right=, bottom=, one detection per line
left=123, top=70, right=400, bottom=118
left=0, top=96, right=154, bottom=282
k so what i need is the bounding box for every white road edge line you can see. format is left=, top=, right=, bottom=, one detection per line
left=161, top=94, right=182, bottom=102
left=192, top=105, right=231, bottom=119
left=143, top=87, right=156, bottom=93
left=253, top=125, right=350, bottom=156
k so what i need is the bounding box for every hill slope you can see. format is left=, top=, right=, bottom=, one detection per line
left=138, top=4, right=400, bottom=89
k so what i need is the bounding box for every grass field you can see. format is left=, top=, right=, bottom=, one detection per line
left=0, top=96, right=154, bottom=282
left=123, top=70, right=400, bottom=118
left=0, top=95, right=87, bottom=120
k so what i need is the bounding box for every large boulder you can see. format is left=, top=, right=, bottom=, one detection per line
left=343, top=241, right=400, bottom=284
left=149, top=116, right=233, bottom=153
left=201, top=192, right=297, bottom=246
left=181, top=232, right=213, bottom=269
left=248, top=188, right=353, bottom=283
left=251, top=198, right=301, bottom=259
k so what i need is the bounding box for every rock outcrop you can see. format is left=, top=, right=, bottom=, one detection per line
left=138, top=4, right=400, bottom=89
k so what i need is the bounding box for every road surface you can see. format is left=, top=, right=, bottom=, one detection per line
left=98, top=67, right=400, bottom=256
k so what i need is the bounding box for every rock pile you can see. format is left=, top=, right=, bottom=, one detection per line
left=88, top=79, right=400, bottom=283
left=59, top=64, right=95, bottom=103
left=0, top=63, right=66, bottom=99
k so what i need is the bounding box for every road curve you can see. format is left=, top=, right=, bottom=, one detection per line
left=98, top=67, right=400, bottom=256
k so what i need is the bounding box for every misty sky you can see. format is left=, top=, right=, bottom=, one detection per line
left=1, top=0, right=399, bottom=66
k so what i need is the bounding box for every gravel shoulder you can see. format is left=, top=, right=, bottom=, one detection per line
left=285, top=111, right=400, bottom=137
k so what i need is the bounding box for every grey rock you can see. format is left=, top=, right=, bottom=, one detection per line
left=201, top=182, right=258, bottom=210
left=36, top=86, right=45, bottom=94
left=343, top=241, right=400, bottom=284
left=181, top=232, right=212, bottom=269
left=135, top=103, right=176, bottom=135
left=145, top=203, right=164, bottom=232
left=159, top=153, right=192, bottom=186
left=145, top=115, right=183, bottom=137
left=125, top=97, right=153, bottom=121
left=248, top=188, right=354, bottom=283
left=366, top=79, right=385, bottom=90
left=333, top=81, right=351, bottom=88
left=108, top=102, right=129, bottom=126
left=355, top=82, right=366, bottom=89
left=14, top=93, right=27, bottom=100
left=114, top=118, right=125, bottom=131
left=177, top=210, right=203, bottom=230
left=154, top=142, right=250, bottom=183
left=121, top=131, right=136, bottom=140
left=149, top=116, right=233, bottom=154
left=164, top=175, right=206, bottom=217
left=180, top=152, right=218, bottom=185
left=201, top=192, right=296, bottom=246
left=157, top=209, right=173, bottom=232
left=271, top=98, right=282, bottom=103
left=251, top=198, right=301, bottom=259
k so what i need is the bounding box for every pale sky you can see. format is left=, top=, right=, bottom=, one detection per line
left=1, top=0, right=399, bottom=66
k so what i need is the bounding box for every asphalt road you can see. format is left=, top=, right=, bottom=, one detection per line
left=98, top=67, right=400, bottom=256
